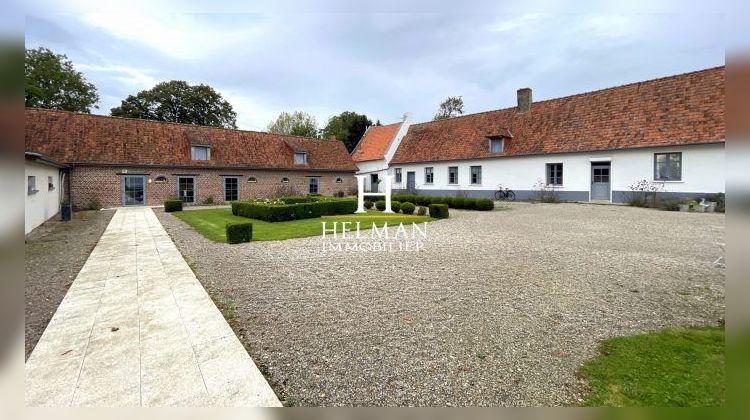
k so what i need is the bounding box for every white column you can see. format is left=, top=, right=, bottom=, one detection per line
left=383, top=174, right=393, bottom=213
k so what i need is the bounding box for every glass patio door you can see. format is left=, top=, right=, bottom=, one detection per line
left=122, top=176, right=145, bottom=206
left=178, top=177, right=195, bottom=203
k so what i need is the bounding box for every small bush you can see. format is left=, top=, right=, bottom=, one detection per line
left=417, top=206, right=427, bottom=216
left=364, top=200, right=374, bottom=209
left=452, top=197, right=466, bottom=209
left=708, top=193, right=725, bottom=213
left=401, top=202, right=415, bottom=214
left=391, top=201, right=401, bottom=213
left=429, top=204, right=449, bottom=219
left=226, top=222, right=253, bottom=244
left=87, top=198, right=102, bottom=211
left=463, top=198, right=478, bottom=210
left=657, top=198, right=682, bottom=211
left=375, top=200, right=386, bottom=211
left=475, top=198, right=495, bottom=211
left=164, top=200, right=183, bottom=212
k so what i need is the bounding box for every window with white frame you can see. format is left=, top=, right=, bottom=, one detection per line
left=546, top=163, right=563, bottom=186
left=27, top=176, right=37, bottom=195
left=425, top=167, right=434, bottom=183
left=489, top=138, right=504, bottom=153
left=294, top=152, right=307, bottom=165
left=394, top=168, right=402, bottom=183
left=654, top=152, right=682, bottom=181
left=470, top=166, right=482, bottom=184
left=448, top=166, right=458, bottom=184
left=191, top=145, right=211, bottom=161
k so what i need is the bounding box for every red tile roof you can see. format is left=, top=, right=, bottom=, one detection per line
left=391, top=66, right=725, bottom=164
left=350, top=122, right=401, bottom=162
left=25, top=109, right=358, bottom=172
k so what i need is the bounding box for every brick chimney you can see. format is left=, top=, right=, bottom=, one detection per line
left=517, top=87, right=532, bottom=113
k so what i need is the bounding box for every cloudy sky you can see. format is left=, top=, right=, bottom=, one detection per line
left=24, top=5, right=725, bottom=131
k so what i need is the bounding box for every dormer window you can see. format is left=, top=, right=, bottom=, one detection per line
left=294, top=152, right=307, bottom=165
left=489, top=138, right=504, bottom=153
left=191, top=145, right=211, bottom=161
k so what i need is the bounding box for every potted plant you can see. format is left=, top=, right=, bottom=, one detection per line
left=60, top=199, right=72, bottom=221
left=686, top=200, right=699, bottom=212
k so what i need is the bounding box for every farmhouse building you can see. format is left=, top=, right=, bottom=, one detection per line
left=25, top=109, right=358, bottom=211
left=354, top=66, right=725, bottom=202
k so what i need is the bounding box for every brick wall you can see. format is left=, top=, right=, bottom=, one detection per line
left=70, top=165, right=358, bottom=209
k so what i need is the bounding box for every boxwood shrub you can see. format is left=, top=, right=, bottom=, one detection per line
left=375, top=200, right=386, bottom=211
left=226, top=222, right=253, bottom=244
left=364, top=200, right=374, bottom=209
left=401, top=202, right=415, bottom=214
left=429, top=204, right=449, bottom=219
left=391, top=201, right=401, bottom=213
left=417, top=206, right=427, bottom=216
left=231, top=198, right=357, bottom=222
left=164, top=199, right=183, bottom=212
left=475, top=198, right=495, bottom=211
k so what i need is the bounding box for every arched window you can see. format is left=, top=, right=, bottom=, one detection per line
left=154, top=176, right=168, bottom=183
left=281, top=177, right=290, bottom=183
left=247, top=177, right=258, bottom=183
left=335, top=177, right=343, bottom=183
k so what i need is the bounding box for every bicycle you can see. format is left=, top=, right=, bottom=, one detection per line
left=494, top=185, right=516, bottom=201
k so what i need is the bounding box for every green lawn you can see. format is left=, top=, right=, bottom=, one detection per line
left=173, top=208, right=433, bottom=242
left=578, top=326, right=725, bottom=407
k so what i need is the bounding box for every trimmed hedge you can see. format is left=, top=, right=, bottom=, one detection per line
left=391, top=201, right=402, bottom=213
left=364, top=200, right=374, bottom=209
left=429, top=204, right=449, bottom=219
left=401, top=202, right=415, bottom=214
left=375, top=200, right=386, bottom=211
left=417, top=206, right=427, bottom=216
left=392, top=194, right=494, bottom=211
left=164, top=200, right=183, bottom=212
left=226, top=222, right=253, bottom=244
left=231, top=198, right=357, bottom=222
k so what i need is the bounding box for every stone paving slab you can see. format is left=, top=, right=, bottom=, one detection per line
left=25, top=207, right=281, bottom=407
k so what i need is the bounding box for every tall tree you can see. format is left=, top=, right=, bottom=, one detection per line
left=433, top=95, right=464, bottom=120
left=267, top=111, right=319, bottom=138
left=111, top=80, right=237, bottom=128
left=25, top=47, right=99, bottom=112
left=322, top=111, right=372, bottom=152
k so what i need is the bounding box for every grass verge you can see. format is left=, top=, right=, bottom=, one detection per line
left=173, top=207, right=432, bottom=242
left=578, top=326, right=725, bottom=407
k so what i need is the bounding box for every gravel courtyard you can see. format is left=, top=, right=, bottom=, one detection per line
left=156, top=203, right=725, bottom=406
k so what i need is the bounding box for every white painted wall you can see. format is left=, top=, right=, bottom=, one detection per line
left=25, top=161, right=61, bottom=234
left=387, top=143, right=725, bottom=200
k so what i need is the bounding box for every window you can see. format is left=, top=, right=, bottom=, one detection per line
left=248, top=177, right=258, bottom=183
left=191, top=146, right=210, bottom=161
left=309, top=177, right=319, bottom=194
left=654, top=152, right=682, bottom=181
left=281, top=177, right=290, bottom=183
left=294, top=152, right=307, bottom=165
left=335, top=177, right=343, bottom=183
left=470, top=166, right=482, bottom=184
left=224, top=177, right=239, bottom=202
left=178, top=177, right=195, bottom=203
left=425, top=167, right=434, bottom=183
left=153, top=176, right=167, bottom=183
left=394, top=168, right=402, bottom=183
left=489, top=138, right=504, bottom=153
left=448, top=166, right=458, bottom=184
left=546, top=163, right=563, bottom=186
left=48, top=176, right=54, bottom=191
left=27, top=176, right=37, bottom=195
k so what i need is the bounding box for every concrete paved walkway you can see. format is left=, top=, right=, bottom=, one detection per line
left=25, top=207, right=281, bottom=407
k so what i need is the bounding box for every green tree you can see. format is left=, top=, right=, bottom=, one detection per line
left=267, top=111, right=319, bottom=138
left=321, top=111, right=372, bottom=152
left=111, top=80, right=237, bottom=128
left=433, top=95, right=464, bottom=120
left=25, top=47, right=99, bottom=112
